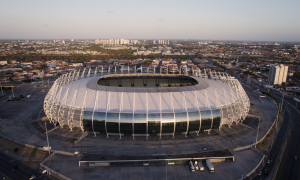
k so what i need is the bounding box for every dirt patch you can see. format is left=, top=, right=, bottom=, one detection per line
left=256, top=122, right=277, bottom=153
left=0, top=136, right=48, bottom=159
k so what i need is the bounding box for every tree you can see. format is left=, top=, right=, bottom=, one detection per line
left=241, top=63, right=247, bottom=69
left=243, top=71, right=252, bottom=75
left=38, top=63, right=47, bottom=69
left=30, top=151, right=36, bottom=156
left=56, top=72, right=61, bottom=78
left=22, top=79, right=32, bottom=82
left=293, top=72, right=300, bottom=79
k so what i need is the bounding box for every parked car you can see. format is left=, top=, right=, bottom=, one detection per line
left=189, top=161, right=195, bottom=172
left=194, top=161, right=199, bottom=171
left=198, top=162, right=205, bottom=171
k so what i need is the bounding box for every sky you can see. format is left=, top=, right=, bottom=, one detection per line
left=1, top=0, right=300, bottom=41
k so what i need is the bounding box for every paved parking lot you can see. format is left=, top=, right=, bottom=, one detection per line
left=0, top=83, right=278, bottom=179
left=43, top=150, right=261, bottom=180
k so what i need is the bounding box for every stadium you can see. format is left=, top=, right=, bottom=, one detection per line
left=44, top=69, right=250, bottom=138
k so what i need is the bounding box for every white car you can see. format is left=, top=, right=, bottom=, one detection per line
left=194, top=161, right=199, bottom=171
left=43, top=146, right=51, bottom=151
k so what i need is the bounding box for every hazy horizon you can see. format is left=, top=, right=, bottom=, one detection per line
left=1, top=38, right=299, bottom=43
left=1, top=0, right=300, bottom=42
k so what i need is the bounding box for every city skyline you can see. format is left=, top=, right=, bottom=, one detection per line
left=1, top=0, right=300, bottom=41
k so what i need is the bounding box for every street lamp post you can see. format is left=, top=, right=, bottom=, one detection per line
left=0, top=82, right=3, bottom=95
left=45, top=122, right=51, bottom=155
left=165, top=160, right=168, bottom=180
left=255, top=117, right=261, bottom=148
left=11, top=86, right=14, bottom=98
left=281, top=93, right=284, bottom=110
left=276, top=104, right=280, bottom=130
left=272, top=109, right=285, bottom=148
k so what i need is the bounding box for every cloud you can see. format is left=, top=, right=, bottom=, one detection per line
left=42, top=24, right=49, bottom=27
left=107, top=10, right=115, bottom=14
left=157, top=19, right=163, bottom=22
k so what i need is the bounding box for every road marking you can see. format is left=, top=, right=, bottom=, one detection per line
left=0, top=171, right=10, bottom=179
left=0, top=153, right=32, bottom=175
left=38, top=107, right=44, bottom=119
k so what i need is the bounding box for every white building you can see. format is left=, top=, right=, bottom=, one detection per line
left=268, top=64, right=288, bottom=85
left=0, top=61, right=7, bottom=65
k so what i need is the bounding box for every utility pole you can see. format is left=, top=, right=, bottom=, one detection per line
left=45, top=122, right=51, bottom=155
left=255, top=117, right=261, bottom=148
left=0, top=82, right=3, bottom=95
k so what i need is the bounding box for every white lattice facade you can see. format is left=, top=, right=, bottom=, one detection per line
left=44, top=69, right=250, bottom=137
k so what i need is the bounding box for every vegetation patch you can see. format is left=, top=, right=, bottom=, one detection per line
left=7, top=94, right=25, bottom=101
left=262, top=91, right=276, bottom=100
left=22, top=79, right=34, bottom=82
left=30, top=150, right=36, bottom=156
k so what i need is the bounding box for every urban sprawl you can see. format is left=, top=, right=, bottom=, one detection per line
left=1, top=39, right=300, bottom=95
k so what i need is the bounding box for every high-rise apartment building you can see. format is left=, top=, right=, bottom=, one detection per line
left=268, top=64, right=288, bottom=85
left=94, top=39, right=138, bottom=45
left=156, top=40, right=169, bottom=45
